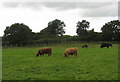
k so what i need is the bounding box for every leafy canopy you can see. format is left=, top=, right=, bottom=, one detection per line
left=101, top=20, right=120, bottom=41
left=40, top=19, right=66, bottom=37
left=4, top=23, right=32, bottom=45
left=76, top=20, right=90, bottom=36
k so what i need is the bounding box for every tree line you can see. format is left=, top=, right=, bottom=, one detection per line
left=2, top=19, right=120, bottom=47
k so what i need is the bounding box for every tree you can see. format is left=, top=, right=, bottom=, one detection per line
left=40, top=27, right=50, bottom=37
left=101, top=20, right=120, bottom=41
left=3, top=23, right=32, bottom=46
left=76, top=20, right=90, bottom=36
left=40, top=19, right=66, bottom=37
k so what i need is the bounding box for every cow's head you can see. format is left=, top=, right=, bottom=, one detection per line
left=36, top=50, right=41, bottom=57
left=64, top=52, right=68, bottom=57
left=36, top=52, right=39, bottom=57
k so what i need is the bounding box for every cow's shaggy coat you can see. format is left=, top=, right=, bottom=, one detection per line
left=64, top=48, right=78, bottom=58
left=36, top=48, right=52, bottom=56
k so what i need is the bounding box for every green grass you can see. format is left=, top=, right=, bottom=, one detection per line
left=2, top=43, right=118, bottom=80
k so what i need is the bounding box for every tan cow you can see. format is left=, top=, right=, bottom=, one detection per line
left=36, top=48, right=52, bottom=57
left=64, top=48, right=78, bottom=58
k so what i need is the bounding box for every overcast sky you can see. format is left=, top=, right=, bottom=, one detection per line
left=0, top=0, right=119, bottom=36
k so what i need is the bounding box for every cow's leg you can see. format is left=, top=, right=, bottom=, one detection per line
left=39, top=53, right=43, bottom=56
left=75, top=52, right=77, bottom=58
left=75, top=54, right=77, bottom=58
left=66, top=53, right=69, bottom=58
left=67, top=55, right=69, bottom=58
left=48, top=51, right=52, bottom=56
left=48, top=54, right=50, bottom=56
left=49, top=52, right=52, bottom=56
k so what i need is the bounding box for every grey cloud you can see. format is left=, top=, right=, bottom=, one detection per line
left=1, top=2, right=118, bottom=17
left=40, top=2, right=113, bottom=10
left=1, top=2, right=21, bottom=8
left=81, top=3, right=118, bottom=17
left=1, top=2, right=114, bottom=9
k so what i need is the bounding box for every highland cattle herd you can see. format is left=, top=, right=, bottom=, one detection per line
left=36, top=43, right=112, bottom=57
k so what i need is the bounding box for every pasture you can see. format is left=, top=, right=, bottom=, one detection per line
left=2, top=43, right=118, bottom=80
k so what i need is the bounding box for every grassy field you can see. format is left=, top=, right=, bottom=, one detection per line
left=2, top=43, right=118, bottom=80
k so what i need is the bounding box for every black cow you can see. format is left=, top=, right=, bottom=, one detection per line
left=82, top=45, right=88, bottom=48
left=100, top=43, right=112, bottom=48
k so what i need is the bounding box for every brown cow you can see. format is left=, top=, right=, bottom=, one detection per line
left=64, top=48, right=78, bottom=58
left=36, top=48, right=52, bottom=57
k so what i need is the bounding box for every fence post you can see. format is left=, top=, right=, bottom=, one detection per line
left=10, top=44, right=12, bottom=47
left=43, top=44, right=46, bottom=47
left=16, top=44, right=17, bottom=47
left=5, top=45, right=7, bottom=48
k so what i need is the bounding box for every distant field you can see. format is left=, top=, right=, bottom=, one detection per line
left=2, top=43, right=118, bottom=80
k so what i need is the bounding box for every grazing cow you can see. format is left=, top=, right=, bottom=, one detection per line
left=82, top=45, right=88, bottom=48
left=64, top=48, right=78, bottom=58
left=100, top=43, right=112, bottom=48
left=36, top=48, right=52, bottom=57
